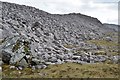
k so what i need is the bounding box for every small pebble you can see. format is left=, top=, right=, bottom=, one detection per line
left=18, top=71, right=21, bottom=74
left=10, top=66, right=15, bottom=69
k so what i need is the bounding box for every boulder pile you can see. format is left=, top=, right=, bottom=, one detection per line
left=0, top=1, right=119, bottom=69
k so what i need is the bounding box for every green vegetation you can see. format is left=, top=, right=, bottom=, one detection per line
left=12, top=40, right=30, bottom=54
left=0, top=40, right=2, bottom=45
left=87, top=40, right=118, bottom=56
left=93, top=50, right=119, bottom=56
left=94, top=50, right=106, bottom=55
left=2, top=63, right=119, bottom=78
left=0, top=39, right=5, bottom=45
left=12, top=41, right=20, bottom=52
left=24, top=46, right=29, bottom=53
left=87, top=40, right=118, bottom=47
left=23, top=41, right=30, bottom=55
left=0, top=68, right=1, bottom=79
left=110, top=52, right=119, bottom=56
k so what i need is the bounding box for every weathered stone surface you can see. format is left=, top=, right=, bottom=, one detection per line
left=9, top=66, right=16, bottom=69
left=110, top=56, right=120, bottom=63
left=10, top=53, right=25, bottom=65
left=35, top=64, right=47, bottom=69
left=2, top=50, right=12, bottom=64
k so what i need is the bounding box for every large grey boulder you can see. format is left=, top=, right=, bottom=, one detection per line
left=17, top=58, right=28, bottom=67
left=10, top=52, right=25, bottom=65
left=2, top=50, right=12, bottom=64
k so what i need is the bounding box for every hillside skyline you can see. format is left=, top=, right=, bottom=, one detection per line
left=0, top=0, right=119, bottom=24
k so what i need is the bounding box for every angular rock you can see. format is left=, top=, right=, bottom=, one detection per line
left=10, top=52, right=25, bottom=65
left=2, top=50, right=12, bottom=64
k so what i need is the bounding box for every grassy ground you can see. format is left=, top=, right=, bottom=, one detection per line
left=0, top=72, right=1, bottom=79
left=2, top=62, right=119, bottom=78
left=87, top=40, right=118, bottom=47
left=1, top=35, right=119, bottom=78
left=87, top=40, right=118, bottom=56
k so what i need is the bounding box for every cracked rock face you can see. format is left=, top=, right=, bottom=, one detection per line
left=0, top=2, right=119, bottom=69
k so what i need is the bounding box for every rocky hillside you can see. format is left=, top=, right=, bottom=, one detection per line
left=0, top=2, right=119, bottom=69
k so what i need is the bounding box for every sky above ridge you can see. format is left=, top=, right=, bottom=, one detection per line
left=1, top=0, right=119, bottom=24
